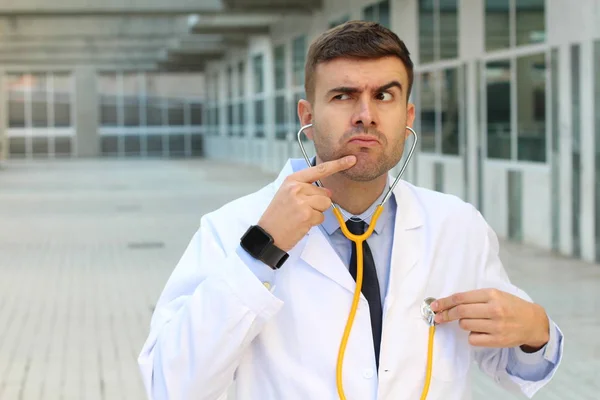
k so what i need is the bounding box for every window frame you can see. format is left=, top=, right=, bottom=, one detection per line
left=480, top=45, right=551, bottom=165
left=415, top=60, right=466, bottom=157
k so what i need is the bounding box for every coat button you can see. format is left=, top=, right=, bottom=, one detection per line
left=363, top=369, right=374, bottom=379
left=262, top=282, right=272, bottom=290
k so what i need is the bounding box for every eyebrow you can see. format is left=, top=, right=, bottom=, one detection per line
left=326, top=80, right=403, bottom=97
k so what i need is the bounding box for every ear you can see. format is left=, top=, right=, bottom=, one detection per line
left=297, top=99, right=314, bottom=140
left=405, top=102, right=416, bottom=138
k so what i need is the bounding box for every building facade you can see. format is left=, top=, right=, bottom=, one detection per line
left=201, top=0, right=600, bottom=263
left=0, top=0, right=599, bottom=264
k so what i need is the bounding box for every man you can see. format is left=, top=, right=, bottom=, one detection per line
left=138, top=21, right=563, bottom=400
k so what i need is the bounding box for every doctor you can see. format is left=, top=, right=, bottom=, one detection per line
left=138, top=21, right=563, bottom=400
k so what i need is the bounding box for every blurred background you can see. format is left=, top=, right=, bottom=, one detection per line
left=0, top=0, right=599, bottom=399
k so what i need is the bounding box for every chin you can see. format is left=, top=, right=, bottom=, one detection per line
left=341, top=166, right=384, bottom=182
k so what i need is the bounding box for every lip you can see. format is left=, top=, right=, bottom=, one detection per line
left=348, top=135, right=380, bottom=146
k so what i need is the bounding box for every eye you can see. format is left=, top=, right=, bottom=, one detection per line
left=333, top=93, right=351, bottom=100
left=376, top=92, right=393, bottom=101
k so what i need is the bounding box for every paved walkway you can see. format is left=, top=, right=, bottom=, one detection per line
left=0, top=158, right=597, bottom=400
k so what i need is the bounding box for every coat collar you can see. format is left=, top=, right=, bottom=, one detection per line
left=275, top=158, right=424, bottom=295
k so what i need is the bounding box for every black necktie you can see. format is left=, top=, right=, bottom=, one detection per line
left=346, top=219, right=383, bottom=370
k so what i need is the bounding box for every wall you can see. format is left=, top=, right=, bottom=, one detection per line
left=200, top=0, right=600, bottom=260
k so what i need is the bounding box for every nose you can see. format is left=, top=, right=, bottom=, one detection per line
left=352, top=97, right=378, bottom=128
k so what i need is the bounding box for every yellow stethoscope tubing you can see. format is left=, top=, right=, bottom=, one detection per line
left=295, top=123, right=433, bottom=399
left=332, top=206, right=434, bottom=400
left=332, top=205, right=382, bottom=399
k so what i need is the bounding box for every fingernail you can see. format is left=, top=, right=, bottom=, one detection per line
left=346, top=155, right=356, bottom=164
left=431, top=301, right=438, bottom=311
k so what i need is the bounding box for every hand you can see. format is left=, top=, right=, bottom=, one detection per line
left=257, top=155, right=357, bottom=252
left=430, top=289, right=550, bottom=351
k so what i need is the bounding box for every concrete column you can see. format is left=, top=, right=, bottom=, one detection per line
left=391, top=0, right=419, bottom=184
left=547, top=0, right=598, bottom=257
left=459, top=0, right=485, bottom=208
left=557, top=44, right=573, bottom=256
left=0, top=71, right=7, bottom=162
left=579, top=40, right=596, bottom=262
left=74, top=66, right=99, bottom=157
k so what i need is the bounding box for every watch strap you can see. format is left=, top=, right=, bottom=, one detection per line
left=259, top=243, right=289, bottom=270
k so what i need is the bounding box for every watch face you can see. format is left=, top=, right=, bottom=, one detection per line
left=243, top=226, right=272, bottom=256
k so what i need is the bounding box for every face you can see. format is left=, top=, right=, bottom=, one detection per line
left=299, top=56, right=415, bottom=182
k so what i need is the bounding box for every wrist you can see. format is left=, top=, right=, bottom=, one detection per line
left=240, top=225, right=289, bottom=270
left=521, top=304, right=550, bottom=352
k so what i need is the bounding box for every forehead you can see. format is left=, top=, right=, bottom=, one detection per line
left=313, top=56, right=409, bottom=92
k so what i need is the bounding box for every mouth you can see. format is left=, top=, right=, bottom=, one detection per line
left=348, top=135, right=380, bottom=147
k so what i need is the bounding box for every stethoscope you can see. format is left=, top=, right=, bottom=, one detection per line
left=297, top=123, right=437, bottom=400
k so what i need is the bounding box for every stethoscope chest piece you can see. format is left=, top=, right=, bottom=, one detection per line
left=421, top=297, right=437, bottom=326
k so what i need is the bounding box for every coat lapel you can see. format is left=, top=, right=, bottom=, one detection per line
left=384, top=179, right=425, bottom=302
left=298, top=226, right=358, bottom=295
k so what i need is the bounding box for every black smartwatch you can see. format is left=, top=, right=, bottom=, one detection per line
left=240, top=225, right=289, bottom=270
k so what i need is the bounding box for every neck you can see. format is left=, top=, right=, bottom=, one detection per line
left=320, top=172, right=388, bottom=215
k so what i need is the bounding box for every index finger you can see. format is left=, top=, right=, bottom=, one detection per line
left=430, top=289, right=491, bottom=313
left=292, top=155, right=357, bottom=183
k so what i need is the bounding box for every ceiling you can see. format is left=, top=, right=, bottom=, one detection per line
left=0, top=0, right=321, bottom=72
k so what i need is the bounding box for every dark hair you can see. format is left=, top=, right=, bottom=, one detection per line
left=304, top=20, right=414, bottom=102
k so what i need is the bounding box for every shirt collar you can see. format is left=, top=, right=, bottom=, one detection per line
left=289, top=157, right=395, bottom=236
left=321, top=186, right=394, bottom=236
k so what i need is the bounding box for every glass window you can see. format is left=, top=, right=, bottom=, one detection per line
left=98, top=73, right=119, bottom=127
left=292, top=36, right=306, bottom=87
left=7, top=74, right=26, bottom=128
left=439, top=0, right=458, bottom=60
left=53, top=73, right=71, bottom=127
left=237, top=102, right=245, bottom=136
left=275, top=95, right=287, bottom=140
left=363, top=4, right=376, bottom=21
left=516, top=53, right=546, bottom=162
left=420, top=71, right=436, bottom=152
left=215, top=107, right=220, bottom=135
left=253, top=54, right=264, bottom=94
left=419, top=0, right=435, bottom=64
left=441, top=68, right=460, bottom=155
left=485, top=0, right=510, bottom=51
left=486, top=0, right=545, bottom=51
left=168, top=98, right=185, bottom=126
left=190, top=102, right=203, bottom=125
left=378, top=0, right=390, bottom=28
left=31, top=73, right=48, bottom=128
left=145, top=74, right=164, bottom=126
left=227, top=66, right=233, bottom=99
left=363, top=1, right=390, bottom=27
left=254, top=99, right=264, bottom=137
left=419, top=0, right=458, bottom=64
left=238, top=102, right=245, bottom=126
left=238, top=61, right=245, bottom=97
left=227, top=103, right=234, bottom=136
left=486, top=60, right=511, bottom=159
left=145, top=97, right=162, bottom=126
left=329, top=14, right=350, bottom=28
left=123, top=73, right=140, bottom=127
left=507, top=170, right=523, bottom=241
left=516, top=0, right=545, bottom=46
left=275, top=45, right=286, bottom=90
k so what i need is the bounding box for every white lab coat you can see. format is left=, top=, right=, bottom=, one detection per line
left=138, top=159, right=558, bottom=400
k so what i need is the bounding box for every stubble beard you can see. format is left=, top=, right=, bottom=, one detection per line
left=313, top=126, right=405, bottom=182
